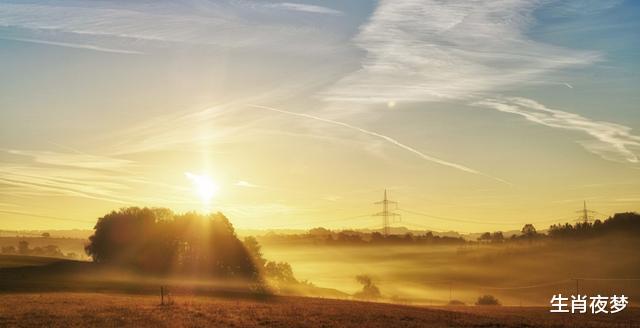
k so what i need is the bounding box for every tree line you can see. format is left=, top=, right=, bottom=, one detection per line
left=258, top=228, right=466, bottom=245
left=255, top=212, right=640, bottom=245
left=477, top=212, right=640, bottom=243
left=0, top=240, right=77, bottom=258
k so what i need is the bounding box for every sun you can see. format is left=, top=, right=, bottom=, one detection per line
left=184, top=172, right=219, bottom=205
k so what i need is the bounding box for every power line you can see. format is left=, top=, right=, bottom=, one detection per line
left=469, top=279, right=572, bottom=290
left=0, top=230, right=43, bottom=237
left=400, top=220, right=446, bottom=232
left=264, top=214, right=372, bottom=229
left=398, top=208, right=568, bottom=226
left=593, top=210, right=611, bottom=218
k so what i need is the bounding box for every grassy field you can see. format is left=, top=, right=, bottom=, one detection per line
left=0, top=254, right=72, bottom=269
left=0, top=253, right=639, bottom=327
left=0, top=292, right=638, bottom=327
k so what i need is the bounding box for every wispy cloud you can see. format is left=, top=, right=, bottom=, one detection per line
left=322, top=0, right=600, bottom=103
left=5, top=149, right=135, bottom=170
left=249, top=104, right=510, bottom=185
left=106, top=105, right=261, bottom=155
left=0, top=1, right=339, bottom=52
left=320, top=0, right=636, bottom=166
left=546, top=0, right=624, bottom=17
left=0, top=164, right=134, bottom=204
left=267, top=2, right=342, bottom=16
left=0, top=36, right=143, bottom=55
left=473, top=97, right=640, bottom=163
left=0, top=149, right=193, bottom=205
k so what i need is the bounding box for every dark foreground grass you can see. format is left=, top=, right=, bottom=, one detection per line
left=0, top=293, right=638, bottom=328
left=0, top=255, right=72, bottom=269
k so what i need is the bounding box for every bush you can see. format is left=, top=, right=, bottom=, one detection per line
left=475, top=294, right=501, bottom=306
left=448, top=299, right=466, bottom=306
left=353, top=275, right=381, bottom=300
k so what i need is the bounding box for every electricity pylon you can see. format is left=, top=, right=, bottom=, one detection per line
left=576, top=200, right=596, bottom=224
left=373, top=189, right=401, bottom=236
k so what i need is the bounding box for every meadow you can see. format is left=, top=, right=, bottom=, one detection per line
left=1, top=220, right=639, bottom=327
left=0, top=236, right=639, bottom=327
left=0, top=292, right=638, bottom=328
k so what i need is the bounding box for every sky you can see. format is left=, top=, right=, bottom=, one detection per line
left=1, top=0, right=639, bottom=233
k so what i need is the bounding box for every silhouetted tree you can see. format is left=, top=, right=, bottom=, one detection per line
left=478, top=232, right=492, bottom=243
left=1, top=246, right=16, bottom=254
left=42, top=245, right=63, bottom=257
left=547, top=212, right=640, bottom=239
left=308, top=227, right=331, bottom=238
left=18, top=240, right=29, bottom=255
left=264, top=261, right=297, bottom=290
left=521, top=224, right=537, bottom=237
left=354, top=275, right=381, bottom=300
left=244, top=236, right=266, bottom=269
left=85, top=207, right=259, bottom=279
left=476, top=294, right=501, bottom=306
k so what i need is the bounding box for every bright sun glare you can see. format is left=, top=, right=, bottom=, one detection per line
left=184, top=172, right=219, bottom=205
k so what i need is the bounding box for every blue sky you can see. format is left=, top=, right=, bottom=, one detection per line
left=0, top=0, right=639, bottom=231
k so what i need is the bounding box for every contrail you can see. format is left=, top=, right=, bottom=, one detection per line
left=248, top=104, right=511, bottom=185
left=0, top=37, right=143, bottom=55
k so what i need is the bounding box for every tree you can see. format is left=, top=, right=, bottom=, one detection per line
left=308, top=227, right=331, bottom=237
left=478, top=232, right=491, bottom=243
left=18, top=240, right=29, bottom=255
left=43, top=245, right=63, bottom=257
left=491, top=231, right=504, bottom=243
left=264, top=261, right=297, bottom=290
left=244, top=236, right=266, bottom=269
left=521, top=224, right=537, bottom=237
left=476, top=294, right=501, bottom=306
left=353, top=275, right=381, bottom=300
left=85, top=207, right=159, bottom=264
left=546, top=213, right=640, bottom=239
left=31, top=247, right=44, bottom=256
left=41, top=232, right=50, bottom=238
left=1, top=246, right=16, bottom=254
left=85, top=207, right=259, bottom=280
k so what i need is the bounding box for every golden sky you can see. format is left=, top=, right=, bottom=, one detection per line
left=1, top=0, right=639, bottom=233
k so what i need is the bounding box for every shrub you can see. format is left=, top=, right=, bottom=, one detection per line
left=353, top=275, right=381, bottom=300
left=476, top=294, right=501, bottom=306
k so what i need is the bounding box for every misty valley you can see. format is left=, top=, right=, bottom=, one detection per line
left=1, top=209, right=638, bottom=308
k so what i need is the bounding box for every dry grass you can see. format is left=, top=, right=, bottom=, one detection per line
left=0, top=293, right=638, bottom=328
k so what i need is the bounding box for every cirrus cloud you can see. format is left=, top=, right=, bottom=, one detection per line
left=322, top=0, right=601, bottom=103
left=474, top=97, right=640, bottom=163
